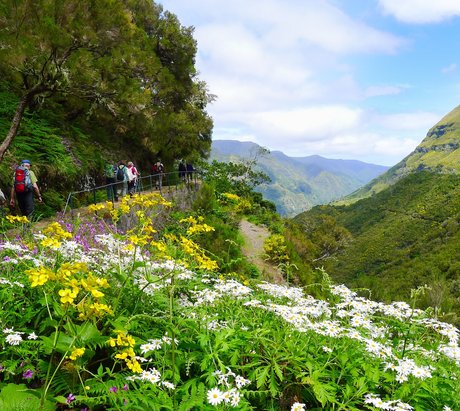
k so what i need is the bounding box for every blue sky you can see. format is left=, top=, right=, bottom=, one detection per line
left=159, top=0, right=460, bottom=166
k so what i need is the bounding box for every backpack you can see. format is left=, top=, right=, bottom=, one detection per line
left=14, top=165, right=33, bottom=193
left=116, top=165, right=125, bottom=181
left=105, top=164, right=115, bottom=178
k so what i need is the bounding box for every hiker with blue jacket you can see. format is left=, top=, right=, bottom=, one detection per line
left=10, top=159, right=42, bottom=217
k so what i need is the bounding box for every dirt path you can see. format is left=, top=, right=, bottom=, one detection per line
left=239, top=219, right=285, bottom=284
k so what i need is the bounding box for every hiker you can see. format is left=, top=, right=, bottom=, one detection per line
left=151, top=159, right=165, bottom=189
left=116, top=160, right=129, bottom=197
left=126, top=161, right=139, bottom=196
left=186, top=162, right=194, bottom=183
left=105, top=160, right=118, bottom=202
left=9, top=159, right=43, bottom=218
left=178, top=160, right=186, bottom=182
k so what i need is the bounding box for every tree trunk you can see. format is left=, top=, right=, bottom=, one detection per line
left=0, top=95, right=29, bottom=162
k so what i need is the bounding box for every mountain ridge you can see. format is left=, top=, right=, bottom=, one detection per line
left=210, top=139, right=389, bottom=216
left=342, top=104, right=460, bottom=203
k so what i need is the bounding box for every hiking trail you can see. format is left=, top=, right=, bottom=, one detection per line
left=239, top=219, right=285, bottom=284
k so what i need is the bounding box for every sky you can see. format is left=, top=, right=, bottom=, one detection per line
left=159, top=0, right=460, bottom=166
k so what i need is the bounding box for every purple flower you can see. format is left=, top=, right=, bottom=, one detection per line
left=123, top=384, right=129, bottom=391
left=23, top=369, right=34, bottom=379
left=3, top=256, right=10, bottom=261
left=81, top=408, right=89, bottom=411
left=66, top=393, right=75, bottom=404
left=109, top=386, right=118, bottom=393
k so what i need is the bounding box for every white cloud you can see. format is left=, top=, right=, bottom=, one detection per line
left=161, top=0, right=450, bottom=166
left=378, top=0, right=460, bottom=23
left=364, top=85, right=405, bottom=98
left=247, top=106, right=363, bottom=140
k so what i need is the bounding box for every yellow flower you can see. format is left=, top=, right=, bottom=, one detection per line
left=110, top=209, right=120, bottom=222
left=119, top=204, right=130, bottom=214
left=87, top=203, right=106, bottom=213
left=89, top=288, right=103, bottom=298
left=42, top=222, right=72, bottom=240
left=180, top=216, right=197, bottom=224
left=143, top=225, right=157, bottom=235
left=58, top=288, right=78, bottom=305
left=126, top=358, right=143, bottom=373
left=222, top=192, right=240, bottom=202
left=186, top=223, right=215, bottom=235
left=26, top=266, right=54, bottom=287
left=69, top=347, right=86, bottom=361
left=95, top=277, right=110, bottom=288
left=41, top=237, right=61, bottom=249
left=89, top=302, right=113, bottom=316
left=115, top=347, right=135, bottom=360
left=150, top=240, right=167, bottom=253
left=6, top=215, right=29, bottom=224
left=129, top=235, right=149, bottom=247
left=124, top=243, right=135, bottom=252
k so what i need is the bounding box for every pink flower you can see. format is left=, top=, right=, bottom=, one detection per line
left=23, top=369, right=34, bottom=379
left=66, top=393, right=75, bottom=404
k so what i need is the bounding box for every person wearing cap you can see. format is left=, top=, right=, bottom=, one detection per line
left=10, top=159, right=43, bottom=217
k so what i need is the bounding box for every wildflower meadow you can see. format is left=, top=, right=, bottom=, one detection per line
left=0, top=192, right=459, bottom=410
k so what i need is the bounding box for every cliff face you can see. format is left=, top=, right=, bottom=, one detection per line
left=342, top=105, right=460, bottom=204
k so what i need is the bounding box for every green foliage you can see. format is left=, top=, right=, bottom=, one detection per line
left=0, top=384, right=55, bottom=411
left=0, top=0, right=213, bottom=195
left=293, top=171, right=460, bottom=322
left=192, top=182, right=218, bottom=214
left=1, top=188, right=460, bottom=411
left=200, top=159, right=271, bottom=200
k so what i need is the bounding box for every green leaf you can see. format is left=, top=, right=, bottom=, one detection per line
left=76, top=322, right=101, bottom=342
left=256, top=365, right=271, bottom=389
left=0, top=384, right=55, bottom=411
left=312, top=381, right=336, bottom=407
left=273, top=361, right=283, bottom=381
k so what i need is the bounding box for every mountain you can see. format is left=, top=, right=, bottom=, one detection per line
left=343, top=105, right=460, bottom=203
left=210, top=140, right=388, bottom=216
left=291, top=171, right=460, bottom=321
left=289, top=105, right=460, bottom=320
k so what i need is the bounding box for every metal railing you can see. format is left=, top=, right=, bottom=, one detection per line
left=63, top=171, right=200, bottom=214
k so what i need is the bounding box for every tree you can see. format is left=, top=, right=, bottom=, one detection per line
left=0, top=1, right=138, bottom=159
left=200, top=160, right=271, bottom=198
left=0, top=0, right=214, bottom=165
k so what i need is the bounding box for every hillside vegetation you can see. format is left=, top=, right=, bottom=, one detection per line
left=292, top=171, right=460, bottom=322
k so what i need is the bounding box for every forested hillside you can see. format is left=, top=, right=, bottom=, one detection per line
left=291, top=171, right=460, bottom=322
left=0, top=0, right=213, bottom=214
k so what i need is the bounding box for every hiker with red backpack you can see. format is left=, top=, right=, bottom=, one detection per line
left=10, top=159, right=42, bottom=217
